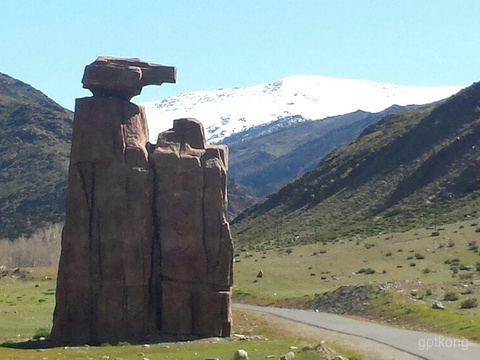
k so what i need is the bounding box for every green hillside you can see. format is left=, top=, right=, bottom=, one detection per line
left=232, top=82, right=480, bottom=247
left=227, top=106, right=418, bottom=198
left=0, top=73, right=73, bottom=239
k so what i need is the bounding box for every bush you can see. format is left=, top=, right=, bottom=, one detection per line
left=117, top=341, right=131, bottom=347
left=357, top=268, right=375, bottom=274
left=444, top=292, right=459, bottom=301
left=415, top=253, right=425, bottom=260
left=33, top=328, right=50, bottom=340
left=460, top=298, right=478, bottom=309
left=468, top=241, right=478, bottom=251
left=423, top=268, right=431, bottom=274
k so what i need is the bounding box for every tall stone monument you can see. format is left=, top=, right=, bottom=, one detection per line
left=51, top=57, right=233, bottom=344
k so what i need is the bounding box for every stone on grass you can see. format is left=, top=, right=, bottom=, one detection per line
left=432, top=301, right=445, bottom=310
left=280, top=351, right=295, bottom=360
left=234, top=349, right=248, bottom=359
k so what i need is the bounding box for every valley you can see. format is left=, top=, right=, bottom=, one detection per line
left=233, top=217, right=480, bottom=342
left=1, top=218, right=480, bottom=359
left=232, top=82, right=480, bottom=247
left=1, top=70, right=479, bottom=358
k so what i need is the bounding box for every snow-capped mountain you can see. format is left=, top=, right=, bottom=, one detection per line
left=142, top=76, right=464, bottom=143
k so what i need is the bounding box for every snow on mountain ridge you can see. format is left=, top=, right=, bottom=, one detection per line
left=142, top=75, right=464, bottom=143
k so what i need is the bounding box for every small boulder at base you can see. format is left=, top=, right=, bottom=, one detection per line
left=280, top=351, right=295, bottom=360
left=432, top=301, right=445, bottom=310
left=234, top=349, right=248, bottom=359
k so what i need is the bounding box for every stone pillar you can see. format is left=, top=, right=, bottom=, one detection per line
left=51, top=98, right=155, bottom=344
left=151, top=118, right=233, bottom=337
left=52, top=57, right=233, bottom=344
left=51, top=57, right=176, bottom=345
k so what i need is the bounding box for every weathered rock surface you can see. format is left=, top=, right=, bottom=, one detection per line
left=51, top=98, right=155, bottom=344
left=82, top=56, right=176, bottom=100
left=152, top=118, right=233, bottom=337
left=52, top=58, right=232, bottom=344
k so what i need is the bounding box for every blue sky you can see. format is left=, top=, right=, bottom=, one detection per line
left=1, top=0, right=480, bottom=110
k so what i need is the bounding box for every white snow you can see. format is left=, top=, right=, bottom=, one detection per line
left=141, top=75, right=465, bottom=143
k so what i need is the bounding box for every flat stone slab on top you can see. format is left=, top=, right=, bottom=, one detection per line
left=82, top=56, right=177, bottom=100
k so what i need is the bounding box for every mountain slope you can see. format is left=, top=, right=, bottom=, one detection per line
left=0, top=73, right=466, bottom=238
left=225, top=105, right=422, bottom=198
left=142, top=76, right=463, bottom=143
left=0, top=72, right=73, bottom=239
left=232, top=81, right=480, bottom=247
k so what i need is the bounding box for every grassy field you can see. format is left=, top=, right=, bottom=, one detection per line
left=1, top=269, right=361, bottom=360
left=233, top=218, right=480, bottom=341
left=0, top=267, right=57, bottom=343
left=2, top=217, right=480, bottom=358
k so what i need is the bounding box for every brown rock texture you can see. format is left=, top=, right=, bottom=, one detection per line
left=82, top=56, right=176, bottom=100
left=51, top=58, right=232, bottom=344
left=152, top=118, right=233, bottom=337
left=51, top=97, right=156, bottom=344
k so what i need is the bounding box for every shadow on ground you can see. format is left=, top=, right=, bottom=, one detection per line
left=1, top=340, right=57, bottom=350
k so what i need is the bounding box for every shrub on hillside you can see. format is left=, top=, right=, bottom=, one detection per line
left=444, top=292, right=459, bottom=301
left=467, top=241, right=478, bottom=251
left=356, top=268, right=375, bottom=275
left=460, top=298, right=478, bottom=309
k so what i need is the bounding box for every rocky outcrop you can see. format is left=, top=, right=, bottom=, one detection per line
left=152, top=118, right=233, bottom=337
left=82, top=56, right=176, bottom=100
left=51, top=57, right=233, bottom=345
left=51, top=96, right=155, bottom=344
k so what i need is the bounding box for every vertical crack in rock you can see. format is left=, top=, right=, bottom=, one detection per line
left=202, top=160, right=210, bottom=278
left=148, top=149, right=162, bottom=332
left=87, top=164, right=96, bottom=340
